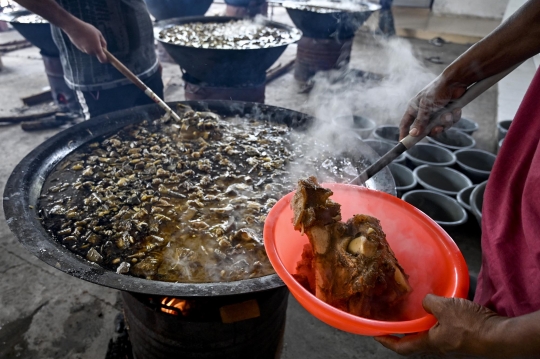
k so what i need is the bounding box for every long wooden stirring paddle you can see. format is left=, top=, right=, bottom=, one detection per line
left=104, top=49, right=181, bottom=122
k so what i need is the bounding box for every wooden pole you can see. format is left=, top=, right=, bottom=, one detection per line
left=104, top=49, right=181, bottom=122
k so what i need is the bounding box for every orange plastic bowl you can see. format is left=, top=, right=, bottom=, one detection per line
left=264, top=183, right=469, bottom=336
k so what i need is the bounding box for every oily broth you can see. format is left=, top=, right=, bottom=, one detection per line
left=38, top=110, right=370, bottom=283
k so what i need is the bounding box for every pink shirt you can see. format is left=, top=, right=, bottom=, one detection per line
left=474, top=68, right=540, bottom=317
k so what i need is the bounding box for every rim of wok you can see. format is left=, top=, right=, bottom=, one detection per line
left=3, top=100, right=396, bottom=297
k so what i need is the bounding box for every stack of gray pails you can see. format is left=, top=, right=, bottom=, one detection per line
left=370, top=118, right=499, bottom=228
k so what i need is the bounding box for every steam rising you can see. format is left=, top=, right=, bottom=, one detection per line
left=288, top=35, right=437, bottom=184
left=307, top=36, right=435, bottom=125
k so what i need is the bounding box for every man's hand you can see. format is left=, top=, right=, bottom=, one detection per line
left=63, top=19, right=108, bottom=63
left=375, top=294, right=505, bottom=357
left=399, top=76, right=466, bottom=140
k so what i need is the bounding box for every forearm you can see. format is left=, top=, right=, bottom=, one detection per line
left=485, top=310, right=540, bottom=358
left=442, top=0, right=540, bottom=87
left=13, top=0, right=108, bottom=62
left=13, top=0, right=82, bottom=32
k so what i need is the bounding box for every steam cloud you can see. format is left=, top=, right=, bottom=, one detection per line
left=305, top=35, right=436, bottom=126
left=287, top=35, right=437, bottom=184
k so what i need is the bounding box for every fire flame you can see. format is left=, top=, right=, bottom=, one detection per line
left=160, top=297, right=189, bottom=316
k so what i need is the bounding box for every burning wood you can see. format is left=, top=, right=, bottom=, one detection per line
left=161, top=297, right=190, bottom=316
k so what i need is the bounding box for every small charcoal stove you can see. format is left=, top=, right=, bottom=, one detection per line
left=105, top=287, right=287, bottom=359
left=282, top=1, right=380, bottom=82
left=4, top=101, right=395, bottom=359
left=121, top=287, right=288, bottom=359
left=155, top=16, right=301, bottom=103
left=182, top=72, right=267, bottom=103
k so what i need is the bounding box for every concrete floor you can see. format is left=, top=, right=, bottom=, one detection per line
left=0, top=8, right=496, bottom=359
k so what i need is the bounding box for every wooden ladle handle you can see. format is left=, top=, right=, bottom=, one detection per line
left=104, top=49, right=180, bottom=121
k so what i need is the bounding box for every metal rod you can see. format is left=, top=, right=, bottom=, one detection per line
left=104, top=49, right=181, bottom=122
left=349, top=62, right=522, bottom=186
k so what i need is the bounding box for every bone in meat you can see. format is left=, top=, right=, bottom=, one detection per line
left=291, top=177, right=412, bottom=319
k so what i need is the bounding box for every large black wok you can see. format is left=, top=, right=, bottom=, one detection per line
left=283, top=1, right=380, bottom=39
left=3, top=101, right=395, bottom=297
left=155, top=16, right=301, bottom=85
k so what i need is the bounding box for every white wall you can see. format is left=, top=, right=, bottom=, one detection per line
left=432, top=0, right=509, bottom=19
left=497, top=0, right=536, bottom=123
left=502, top=0, right=539, bottom=68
